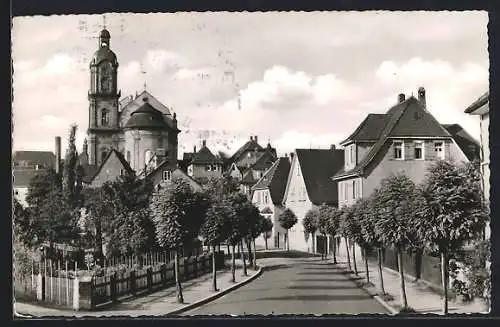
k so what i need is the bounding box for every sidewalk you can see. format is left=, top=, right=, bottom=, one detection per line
left=332, top=255, right=489, bottom=315
left=14, top=261, right=261, bottom=318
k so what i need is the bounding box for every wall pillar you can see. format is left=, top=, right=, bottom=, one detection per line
left=36, top=273, right=45, bottom=301
left=73, top=276, right=93, bottom=311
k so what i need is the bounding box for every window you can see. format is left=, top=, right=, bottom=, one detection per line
left=206, top=165, right=211, bottom=171
left=393, top=141, right=404, bottom=160
left=232, top=165, right=236, bottom=171
left=414, top=141, right=424, bottom=160
left=101, top=150, right=107, bottom=162
left=126, top=151, right=131, bottom=163
left=257, top=191, right=261, bottom=204
left=120, top=169, right=125, bottom=176
left=162, top=170, right=172, bottom=181
left=349, top=145, right=354, bottom=165
left=434, top=141, right=445, bottom=160
left=264, top=192, right=268, bottom=204
left=101, top=109, right=109, bottom=126
left=343, top=183, right=348, bottom=201
left=212, top=164, right=217, bottom=171
left=352, top=180, right=356, bottom=199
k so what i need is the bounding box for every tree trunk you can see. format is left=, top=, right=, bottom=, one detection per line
left=364, top=248, right=370, bottom=284
left=332, top=237, right=337, bottom=264
left=246, top=238, right=253, bottom=268
left=211, top=245, right=217, bottom=292
left=264, top=234, right=268, bottom=250
left=312, top=232, right=316, bottom=254
left=227, top=243, right=230, bottom=257
left=352, top=242, right=358, bottom=275
left=174, top=250, right=184, bottom=303
left=414, top=248, right=423, bottom=281
left=240, top=242, right=247, bottom=276
left=397, top=248, right=408, bottom=309
left=377, top=248, right=386, bottom=295
left=441, top=250, right=449, bottom=315
left=231, top=244, right=236, bottom=283
left=252, top=238, right=258, bottom=270
left=323, top=234, right=328, bottom=260
left=345, top=237, right=351, bottom=271
left=286, top=230, right=290, bottom=252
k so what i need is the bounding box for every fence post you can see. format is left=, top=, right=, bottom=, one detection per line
left=110, top=272, right=117, bottom=302
left=36, top=272, right=45, bottom=301
left=130, top=270, right=136, bottom=295
left=146, top=267, right=153, bottom=292
left=65, top=261, right=69, bottom=306
left=161, top=264, right=167, bottom=288
left=72, top=275, right=79, bottom=311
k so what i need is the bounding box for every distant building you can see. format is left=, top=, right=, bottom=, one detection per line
left=146, top=159, right=203, bottom=193
left=180, top=140, right=223, bottom=184
left=251, top=157, right=291, bottom=249
left=464, top=91, right=490, bottom=239
left=282, top=147, right=344, bottom=253
left=226, top=136, right=277, bottom=195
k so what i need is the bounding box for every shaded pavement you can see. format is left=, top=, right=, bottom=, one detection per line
left=181, top=256, right=389, bottom=315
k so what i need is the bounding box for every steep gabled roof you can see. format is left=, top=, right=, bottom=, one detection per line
left=442, top=124, right=480, bottom=161
left=13, top=169, right=49, bottom=187
left=334, top=96, right=453, bottom=179
left=228, top=139, right=264, bottom=164
left=146, top=160, right=203, bottom=191
left=251, top=149, right=276, bottom=170
left=83, top=149, right=133, bottom=184
left=191, top=146, right=223, bottom=165
left=295, top=149, right=344, bottom=205
left=464, top=92, right=489, bottom=114
left=340, top=114, right=390, bottom=145
left=252, top=157, right=291, bottom=204
left=241, top=169, right=257, bottom=185
left=13, top=151, right=55, bottom=168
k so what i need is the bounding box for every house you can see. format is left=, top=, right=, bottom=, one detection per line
left=464, top=91, right=490, bottom=238
left=226, top=136, right=277, bottom=195
left=332, top=87, right=480, bottom=259
left=282, top=147, right=344, bottom=253
left=332, top=87, right=479, bottom=208
left=251, top=157, right=291, bottom=249
left=83, top=149, right=134, bottom=187
left=13, top=137, right=62, bottom=206
left=146, top=159, right=203, bottom=192
left=180, top=140, right=223, bottom=184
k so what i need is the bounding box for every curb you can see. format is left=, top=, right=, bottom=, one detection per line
left=331, top=260, right=399, bottom=315
left=165, top=266, right=263, bottom=316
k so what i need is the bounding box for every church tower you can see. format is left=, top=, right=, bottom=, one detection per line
left=87, top=28, right=122, bottom=166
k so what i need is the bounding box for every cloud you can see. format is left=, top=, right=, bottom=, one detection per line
left=144, top=49, right=186, bottom=73
left=37, top=115, right=69, bottom=130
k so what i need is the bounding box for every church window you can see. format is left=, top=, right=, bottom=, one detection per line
left=101, top=150, right=108, bottom=162
left=101, top=109, right=109, bottom=126
left=162, top=170, right=172, bottom=181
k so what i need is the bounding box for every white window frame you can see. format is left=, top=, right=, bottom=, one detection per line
left=393, top=141, right=404, bottom=160
left=434, top=141, right=445, bottom=160
left=414, top=140, right=425, bottom=160
left=162, top=170, right=171, bottom=181
left=264, top=192, right=268, bottom=204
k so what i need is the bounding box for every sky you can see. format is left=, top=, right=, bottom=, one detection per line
left=12, top=11, right=489, bottom=159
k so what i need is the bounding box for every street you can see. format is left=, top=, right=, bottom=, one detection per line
left=181, top=256, right=389, bottom=315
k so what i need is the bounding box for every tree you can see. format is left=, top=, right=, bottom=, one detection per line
left=246, top=205, right=263, bottom=270
left=360, top=190, right=386, bottom=294
left=317, top=204, right=334, bottom=260
left=62, top=124, right=80, bottom=208
left=226, top=193, right=251, bottom=282
left=352, top=198, right=373, bottom=284
left=260, top=216, right=273, bottom=250
left=200, top=197, right=232, bottom=291
left=25, top=169, right=61, bottom=209
left=417, top=161, right=488, bottom=314
left=303, top=208, right=318, bottom=254
left=372, top=173, right=422, bottom=310
left=278, top=208, right=298, bottom=252
left=150, top=177, right=201, bottom=303
left=13, top=198, right=31, bottom=246
left=338, top=205, right=353, bottom=271
left=339, top=204, right=361, bottom=274
left=326, top=207, right=340, bottom=264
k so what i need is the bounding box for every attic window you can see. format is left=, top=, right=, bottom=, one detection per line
left=120, top=169, right=125, bottom=176
left=162, top=170, right=172, bottom=181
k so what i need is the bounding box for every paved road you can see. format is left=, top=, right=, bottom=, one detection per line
left=181, top=256, right=389, bottom=315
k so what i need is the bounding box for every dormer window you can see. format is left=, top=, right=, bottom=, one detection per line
left=393, top=141, right=404, bottom=160
left=162, top=170, right=172, bottom=181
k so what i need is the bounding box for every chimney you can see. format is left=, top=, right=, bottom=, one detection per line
left=418, top=87, right=426, bottom=109
left=55, top=136, right=61, bottom=174
left=290, top=152, right=295, bottom=160
left=250, top=136, right=253, bottom=141
left=398, top=93, right=406, bottom=103
left=254, top=136, right=258, bottom=143
left=202, top=140, right=206, bottom=147
left=193, top=145, right=197, bottom=153
left=330, top=144, right=336, bottom=150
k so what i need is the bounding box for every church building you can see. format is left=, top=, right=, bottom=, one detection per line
left=80, top=28, right=181, bottom=186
